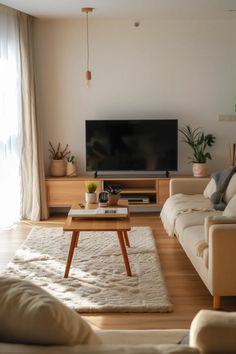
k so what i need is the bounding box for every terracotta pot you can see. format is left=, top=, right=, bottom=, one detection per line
left=50, top=159, right=66, bottom=177
left=66, top=162, right=77, bottom=177
left=108, top=193, right=120, bottom=206
left=85, top=192, right=97, bottom=204
left=192, top=163, right=208, bottom=178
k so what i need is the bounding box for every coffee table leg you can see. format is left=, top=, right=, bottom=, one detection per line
left=123, top=230, right=130, bottom=248
left=64, top=231, right=79, bottom=278
left=117, top=230, right=132, bottom=276
left=75, top=232, right=79, bottom=247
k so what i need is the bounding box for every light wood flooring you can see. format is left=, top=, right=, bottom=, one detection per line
left=1, top=212, right=236, bottom=330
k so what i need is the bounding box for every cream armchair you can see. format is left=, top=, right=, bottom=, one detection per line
left=161, top=177, right=236, bottom=309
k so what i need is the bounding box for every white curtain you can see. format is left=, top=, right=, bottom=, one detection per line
left=0, top=6, right=22, bottom=228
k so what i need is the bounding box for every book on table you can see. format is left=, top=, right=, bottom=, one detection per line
left=68, top=207, right=128, bottom=218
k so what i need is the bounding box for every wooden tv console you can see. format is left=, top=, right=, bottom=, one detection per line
left=45, top=176, right=170, bottom=216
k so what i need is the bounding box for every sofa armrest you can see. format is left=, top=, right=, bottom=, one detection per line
left=208, top=224, right=236, bottom=295
left=190, top=309, right=236, bottom=354
left=170, top=178, right=210, bottom=196
left=204, top=216, right=236, bottom=243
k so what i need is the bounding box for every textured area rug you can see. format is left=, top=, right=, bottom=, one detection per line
left=2, top=226, right=173, bottom=313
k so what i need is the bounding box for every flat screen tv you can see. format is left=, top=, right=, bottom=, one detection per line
left=86, top=119, right=178, bottom=174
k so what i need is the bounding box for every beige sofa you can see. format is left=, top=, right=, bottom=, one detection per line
left=2, top=276, right=236, bottom=353
left=160, top=176, right=236, bottom=309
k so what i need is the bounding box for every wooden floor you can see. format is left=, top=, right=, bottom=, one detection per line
left=1, top=212, right=236, bottom=330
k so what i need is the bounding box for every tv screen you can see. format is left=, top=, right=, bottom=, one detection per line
left=86, top=119, right=178, bottom=172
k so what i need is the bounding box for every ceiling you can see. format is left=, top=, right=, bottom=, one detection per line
left=1, top=0, right=236, bottom=20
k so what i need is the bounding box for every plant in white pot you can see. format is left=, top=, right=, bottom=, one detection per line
left=179, top=125, right=216, bottom=177
left=48, top=141, right=71, bottom=177
left=85, top=181, right=98, bottom=204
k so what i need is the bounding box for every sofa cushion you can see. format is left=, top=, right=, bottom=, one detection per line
left=223, top=194, right=236, bottom=217
left=224, top=173, right=236, bottom=204
left=181, top=225, right=205, bottom=260
left=0, top=343, right=200, bottom=354
left=160, top=193, right=214, bottom=237
left=175, top=211, right=221, bottom=242
left=0, top=277, right=101, bottom=346
left=203, top=178, right=216, bottom=199
left=190, top=309, right=236, bottom=354
left=98, top=329, right=189, bottom=345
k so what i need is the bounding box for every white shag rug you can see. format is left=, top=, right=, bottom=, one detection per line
left=2, top=226, right=173, bottom=313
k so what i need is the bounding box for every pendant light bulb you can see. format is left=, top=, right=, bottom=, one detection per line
left=81, top=7, right=94, bottom=87
left=86, top=70, right=91, bottom=87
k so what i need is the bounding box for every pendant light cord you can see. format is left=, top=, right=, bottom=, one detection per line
left=86, top=12, right=90, bottom=70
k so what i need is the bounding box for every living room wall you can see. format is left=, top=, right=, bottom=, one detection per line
left=33, top=18, right=236, bottom=176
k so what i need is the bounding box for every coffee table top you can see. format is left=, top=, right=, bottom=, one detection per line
left=63, top=200, right=131, bottom=232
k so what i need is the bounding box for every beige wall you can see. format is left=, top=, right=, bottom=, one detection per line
left=33, top=18, right=236, bottom=176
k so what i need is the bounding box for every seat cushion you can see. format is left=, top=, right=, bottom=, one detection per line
left=0, top=277, right=101, bottom=346
left=175, top=211, right=221, bottom=242
left=160, top=193, right=214, bottom=237
left=0, top=343, right=200, bottom=354
left=181, top=225, right=205, bottom=259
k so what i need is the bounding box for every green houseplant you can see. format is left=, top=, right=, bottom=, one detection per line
left=85, top=181, right=98, bottom=204
left=179, top=125, right=216, bottom=177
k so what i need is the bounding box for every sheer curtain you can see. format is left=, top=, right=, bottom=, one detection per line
left=0, top=6, right=22, bottom=228
left=18, top=13, right=48, bottom=221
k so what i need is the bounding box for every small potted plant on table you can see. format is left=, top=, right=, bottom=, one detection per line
left=105, top=185, right=122, bottom=206
left=85, top=181, right=98, bottom=204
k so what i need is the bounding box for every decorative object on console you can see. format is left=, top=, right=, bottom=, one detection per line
left=66, top=155, right=77, bottom=177
left=48, top=141, right=71, bottom=177
left=179, top=125, right=216, bottom=177
left=81, top=7, right=94, bottom=87
left=105, top=185, right=121, bottom=206
left=98, top=191, right=109, bottom=207
left=85, top=180, right=98, bottom=203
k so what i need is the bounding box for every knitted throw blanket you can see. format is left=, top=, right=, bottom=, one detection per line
left=210, top=166, right=236, bottom=210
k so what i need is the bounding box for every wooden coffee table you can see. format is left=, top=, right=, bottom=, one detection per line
left=63, top=201, right=132, bottom=278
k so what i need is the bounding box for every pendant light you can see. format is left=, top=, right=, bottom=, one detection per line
left=81, top=7, right=94, bottom=86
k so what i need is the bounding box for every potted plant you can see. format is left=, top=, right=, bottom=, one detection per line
left=179, top=125, right=216, bottom=177
left=105, top=185, right=122, bottom=206
left=85, top=181, right=98, bottom=204
left=66, top=155, right=77, bottom=177
left=48, top=141, right=71, bottom=177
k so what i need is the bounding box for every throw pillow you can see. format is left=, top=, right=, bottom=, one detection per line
left=203, top=178, right=216, bottom=199
left=224, top=173, right=236, bottom=204
left=0, top=277, right=101, bottom=345
left=223, top=194, right=236, bottom=217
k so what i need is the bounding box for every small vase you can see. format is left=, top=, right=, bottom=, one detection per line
left=192, top=163, right=208, bottom=178
left=85, top=192, right=97, bottom=204
left=108, top=194, right=120, bottom=206
left=50, top=159, right=66, bottom=177
left=66, top=162, right=77, bottom=177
